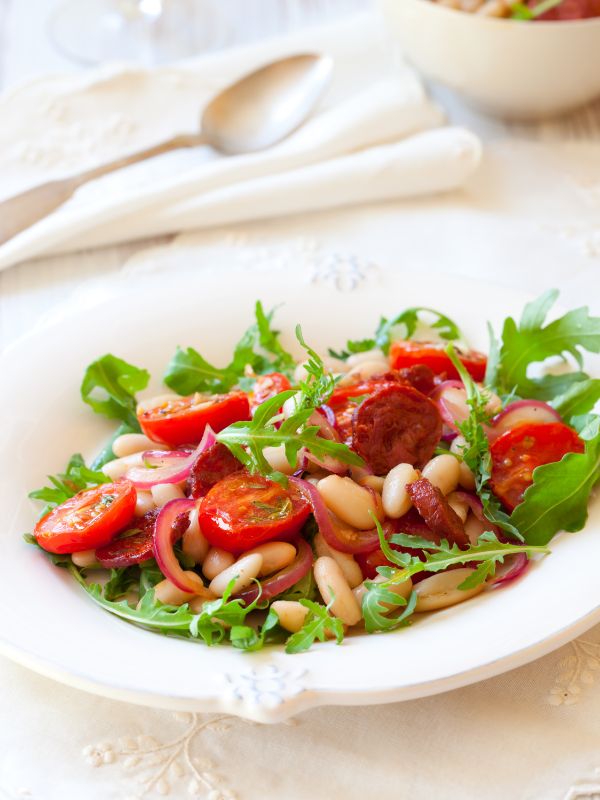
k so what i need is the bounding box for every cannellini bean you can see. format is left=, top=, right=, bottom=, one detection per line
left=112, top=433, right=167, bottom=458
left=71, top=549, right=98, bottom=568
left=282, top=392, right=302, bottom=419
left=150, top=483, right=185, bottom=508
left=446, top=491, right=469, bottom=523
left=187, top=588, right=219, bottom=613
left=313, top=556, right=361, bottom=626
left=414, top=568, right=484, bottom=612
left=421, top=454, right=460, bottom=496
left=318, top=475, right=383, bottom=530
left=337, top=360, right=390, bottom=387
left=314, top=532, right=363, bottom=588
left=135, top=490, right=155, bottom=517
left=102, top=452, right=143, bottom=481
left=202, top=548, right=235, bottom=580
left=464, top=513, right=490, bottom=545
left=182, top=506, right=210, bottom=564
left=484, top=390, right=502, bottom=414
left=346, top=349, right=386, bottom=367
left=450, top=435, right=476, bottom=490
left=263, top=445, right=296, bottom=476
left=382, top=463, right=419, bottom=518
left=357, top=474, right=385, bottom=493
left=154, top=571, right=205, bottom=606
left=477, top=0, right=509, bottom=15
left=209, top=553, right=263, bottom=597
left=353, top=573, right=413, bottom=611
left=246, top=542, right=296, bottom=576
left=271, top=600, right=309, bottom=633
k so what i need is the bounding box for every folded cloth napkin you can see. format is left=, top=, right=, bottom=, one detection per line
left=0, top=14, right=482, bottom=271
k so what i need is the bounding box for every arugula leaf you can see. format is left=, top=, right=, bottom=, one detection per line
left=284, top=598, right=345, bottom=653
left=294, top=325, right=337, bottom=409
left=278, top=567, right=318, bottom=602
left=361, top=524, right=549, bottom=633
left=510, top=0, right=564, bottom=18
left=446, top=345, right=522, bottom=540
left=163, top=301, right=295, bottom=395
left=230, top=608, right=284, bottom=652
left=489, top=290, right=600, bottom=401
left=81, top=354, right=149, bottom=429
left=329, top=306, right=463, bottom=359
left=510, top=415, right=600, bottom=545
left=550, top=379, right=600, bottom=421
left=29, top=453, right=110, bottom=516
left=103, top=567, right=140, bottom=601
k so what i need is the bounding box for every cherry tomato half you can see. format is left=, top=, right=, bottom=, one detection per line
left=490, top=422, right=584, bottom=511
left=250, top=373, right=291, bottom=411
left=34, top=480, right=137, bottom=554
left=389, top=341, right=487, bottom=382
left=137, top=391, right=250, bottom=447
left=199, top=472, right=311, bottom=553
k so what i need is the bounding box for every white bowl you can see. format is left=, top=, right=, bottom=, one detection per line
left=379, top=0, right=600, bottom=119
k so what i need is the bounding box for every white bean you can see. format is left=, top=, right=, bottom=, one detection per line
left=150, top=483, right=185, bottom=508
left=382, top=463, right=419, bottom=518
left=313, top=556, right=361, bottom=626
left=187, top=589, right=219, bottom=613
left=414, top=568, right=484, bottom=612
left=102, top=452, right=143, bottom=481
left=357, top=474, right=385, bottom=493
left=449, top=435, right=476, bottom=490
left=209, top=553, right=263, bottom=597
left=154, top=571, right=205, bottom=606
left=202, top=548, right=235, bottom=580
left=421, top=454, right=460, bottom=496
left=346, top=349, right=386, bottom=367
left=71, top=549, right=98, bottom=568
left=353, top=573, right=413, bottom=610
left=314, top=532, right=363, bottom=588
left=182, top=506, right=210, bottom=565
left=112, top=433, right=167, bottom=458
left=337, top=360, right=390, bottom=387
left=271, top=600, right=309, bottom=633
left=263, top=445, right=296, bottom=476
left=464, top=513, right=490, bottom=545
left=446, top=491, right=469, bottom=523
left=318, top=475, right=383, bottom=530
left=246, top=542, right=296, bottom=576
left=135, top=490, right=155, bottom=517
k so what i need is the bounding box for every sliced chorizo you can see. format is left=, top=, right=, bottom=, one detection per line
left=352, top=384, right=442, bottom=473
left=406, top=478, right=468, bottom=548
left=187, top=442, right=243, bottom=499
left=95, top=508, right=190, bottom=568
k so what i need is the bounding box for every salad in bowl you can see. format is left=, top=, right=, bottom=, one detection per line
left=26, top=290, right=600, bottom=654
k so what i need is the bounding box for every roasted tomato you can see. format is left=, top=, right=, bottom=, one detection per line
left=137, top=391, right=250, bottom=447
left=34, top=480, right=137, bottom=554
left=199, top=472, right=311, bottom=553
left=389, top=341, right=487, bottom=382
left=250, top=372, right=292, bottom=410
left=490, top=422, right=584, bottom=511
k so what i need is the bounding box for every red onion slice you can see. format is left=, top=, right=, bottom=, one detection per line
left=152, top=498, right=198, bottom=592
left=290, top=476, right=380, bottom=554
left=452, top=491, right=501, bottom=540
left=236, top=538, right=313, bottom=604
left=488, top=400, right=561, bottom=444
left=305, top=410, right=348, bottom=475
left=142, top=449, right=193, bottom=468
left=125, top=426, right=216, bottom=489
left=319, top=404, right=337, bottom=429
left=431, top=381, right=470, bottom=431
left=490, top=553, right=529, bottom=587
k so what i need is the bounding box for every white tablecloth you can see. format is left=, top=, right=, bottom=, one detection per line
left=2, top=6, right=600, bottom=799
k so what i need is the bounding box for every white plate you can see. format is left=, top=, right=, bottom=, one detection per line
left=1, top=261, right=599, bottom=723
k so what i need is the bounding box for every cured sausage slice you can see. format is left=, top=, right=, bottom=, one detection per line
left=407, top=478, right=468, bottom=548
left=95, top=508, right=190, bottom=568
left=352, top=384, right=442, bottom=472
left=187, top=443, right=243, bottom=499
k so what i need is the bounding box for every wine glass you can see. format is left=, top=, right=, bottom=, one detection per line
left=47, top=0, right=229, bottom=66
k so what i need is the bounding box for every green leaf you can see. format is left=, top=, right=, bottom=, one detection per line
left=375, top=307, right=464, bottom=355
left=29, top=453, right=110, bottom=516
left=278, top=567, right=318, bottom=602
left=284, top=598, right=345, bottom=654
left=91, top=422, right=139, bottom=470
left=510, top=415, right=600, bottom=545
left=103, top=567, right=139, bottom=601
left=490, top=291, right=600, bottom=399
left=163, top=302, right=295, bottom=395
left=81, top=354, right=149, bottom=429
left=550, top=379, right=600, bottom=422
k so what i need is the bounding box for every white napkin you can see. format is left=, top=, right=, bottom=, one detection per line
left=0, top=14, right=481, bottom=271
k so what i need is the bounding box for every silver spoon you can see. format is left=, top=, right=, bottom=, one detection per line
left=0, top=53, right=333, bottom=246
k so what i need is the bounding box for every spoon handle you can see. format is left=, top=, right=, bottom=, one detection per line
left=0, top=132, right=207, bottom=247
